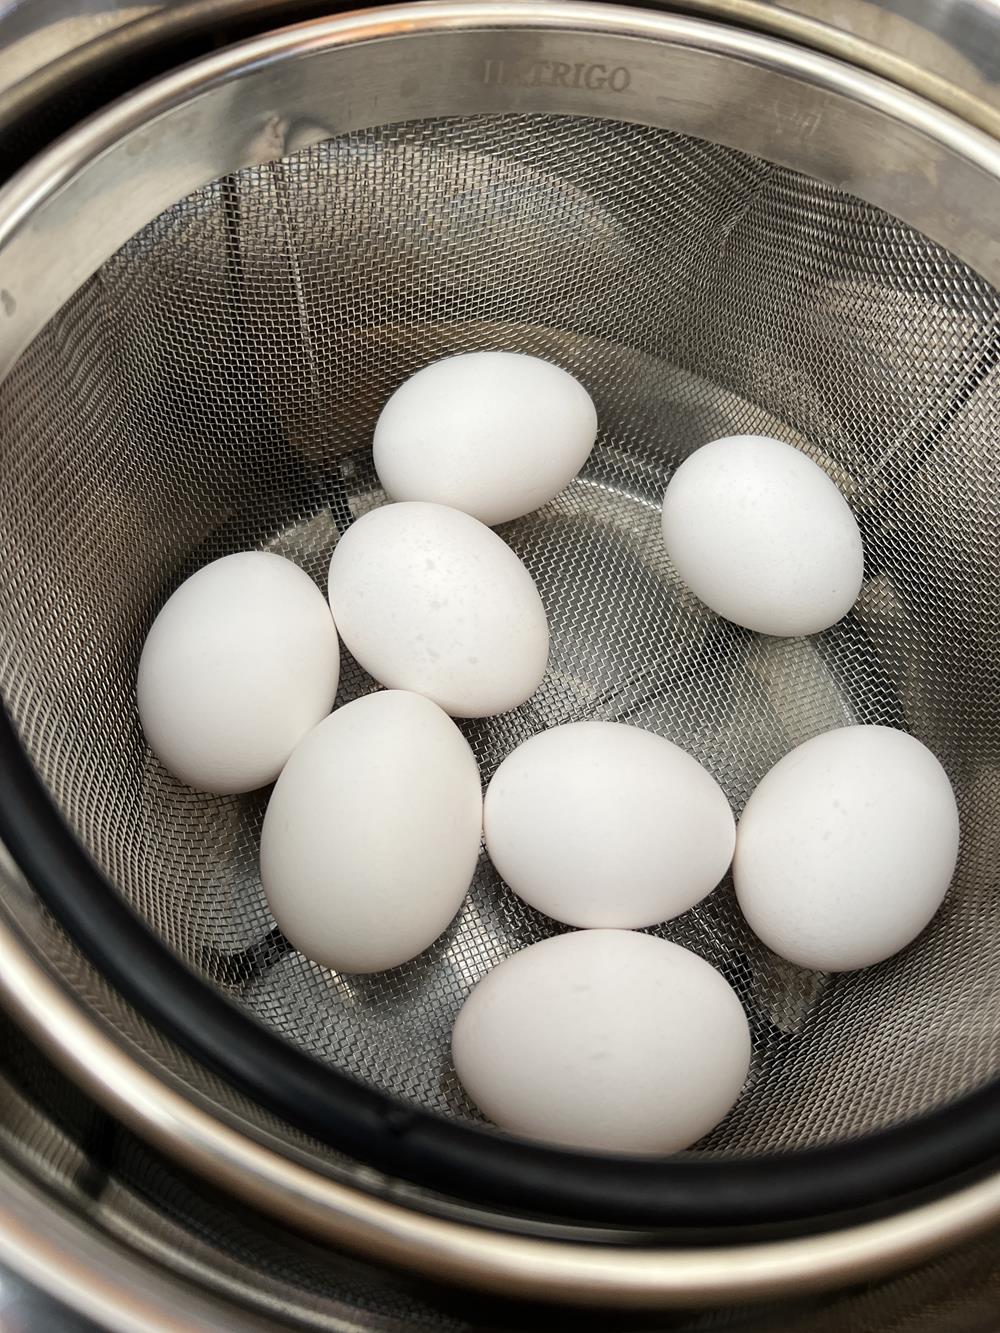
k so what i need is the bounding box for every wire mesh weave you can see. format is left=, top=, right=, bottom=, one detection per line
left=1, top=113, right=999, bottom=1159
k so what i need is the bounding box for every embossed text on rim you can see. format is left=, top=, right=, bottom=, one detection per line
left=482, top=58, right=632, bottom=92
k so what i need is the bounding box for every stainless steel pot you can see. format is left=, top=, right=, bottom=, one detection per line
left=9, top=1006, right=1000, bottom=1331
left=2, top=0, right=1000, bottom=1320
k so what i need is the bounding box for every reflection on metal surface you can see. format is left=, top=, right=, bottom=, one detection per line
left=775, top=0, right=1000, bottom=85
left=0, top=1156, right=276, bottom=1331
left=2, top=0, right=998, bottom=126
left=0, top=0, right=158, bottom=93
left=6, top=899, right=1000, bottom=1308
left=2, top=4, right=1000, bottom=381
left=6, top=1001, right=1000, bottom=1329
left=0, top=1259, right=101, bottom=1332
left=661, top=1, right=1000, bottom=134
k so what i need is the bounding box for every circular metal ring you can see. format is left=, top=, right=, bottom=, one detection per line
left=3, top=880, right=1000, bottom=1306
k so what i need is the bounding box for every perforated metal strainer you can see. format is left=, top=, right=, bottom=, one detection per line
left=2, top=0, right=1000, bottom=1305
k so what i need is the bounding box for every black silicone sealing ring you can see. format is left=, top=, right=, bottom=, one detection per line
left=2, top=700, right=1000, bottom=1233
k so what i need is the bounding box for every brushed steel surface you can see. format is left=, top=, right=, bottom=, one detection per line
left=664, top=1, right=1000, bottom=134
left=0, top=0, right=157, bottom=94
left=3, top=5, right=1000, bottom=380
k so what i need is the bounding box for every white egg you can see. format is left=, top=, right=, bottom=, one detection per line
left=137, top=552, right=339, bottom=794
left=661, top=434, right=864, bottom=637
left=734, top=725, right=960, bottom=971
left=373, top=352, right=598, bottom=526
left=484, top=721, right=734, bottom=928
left=328, top=501, right=549, bottom=718
left=260, top=690, right=482, bottom=973
left=452, top=930, right=750, bottom=1154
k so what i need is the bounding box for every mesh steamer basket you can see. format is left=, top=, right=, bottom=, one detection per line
left=2, top=0, right=1000, bottom=1307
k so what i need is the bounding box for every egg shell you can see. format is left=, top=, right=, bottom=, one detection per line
left=328, top=501, right=549, bottom=718
left=452, top=930, right=750, bottom=1154
left=734, top=724, right=960, bottom=972
left=484, top=721, right=735, bottom=928
left=137, top=551, right=339, bottom=794
left=373, top=352, right=598, bottom=526
left=661, top=434, right=864, bottom=637
left=260, top=690, right=482, bottom=973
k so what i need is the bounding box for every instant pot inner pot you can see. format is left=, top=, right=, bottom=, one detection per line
left=1, top=112, right=999, bottom=1175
